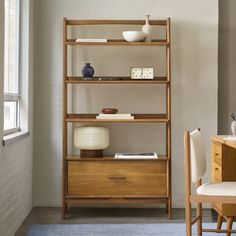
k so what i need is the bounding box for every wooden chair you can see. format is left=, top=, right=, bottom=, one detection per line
left=184, top=129, right=236, bottom=236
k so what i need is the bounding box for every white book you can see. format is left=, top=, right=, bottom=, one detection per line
left=98, top=114, right=132, bottom=117
left=96, top=115, right=134, bottom=120
left=115, top=156, right=158, bottom=159
left=75, top=38, right=108, bottom=43
left=115, top=152, right=158, bottom=159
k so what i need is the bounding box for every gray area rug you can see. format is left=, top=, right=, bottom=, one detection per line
left=27, top=223, right=236, bottom=236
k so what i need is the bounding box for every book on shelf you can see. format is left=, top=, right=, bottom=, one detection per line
left=75, top=38, right=108, bottom=43
left=96, top=114, right=134, bottom=120
left=115, top=152, right=158, bottom=159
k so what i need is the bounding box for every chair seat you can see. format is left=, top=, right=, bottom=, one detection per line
left=197, top=182, right=236, bottom=196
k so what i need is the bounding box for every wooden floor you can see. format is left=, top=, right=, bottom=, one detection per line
left=15, top=207, right=218, bottom=236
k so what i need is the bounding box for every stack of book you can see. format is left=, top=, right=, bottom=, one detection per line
left=75, top=38, right=108, bottom=43
left=96, top=114, right=134, bottom=120
left=115, top=152, right=158, bottom=159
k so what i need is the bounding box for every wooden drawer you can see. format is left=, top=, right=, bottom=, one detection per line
left=211, top=162, right=222, bottom=182
left=68, top=160, right=167, bottom=197
left=212, top=142, right=222, bottom=165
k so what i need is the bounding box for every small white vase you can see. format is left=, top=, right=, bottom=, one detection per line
left=231, top=121, right=236, bottom=136
left=142, top=15, right=152, bottom=42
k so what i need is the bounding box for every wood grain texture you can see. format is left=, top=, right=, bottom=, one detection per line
left=211, top=135, right=236, bottom=149
left=66, top=113, right=169, bottom=123
left=66, top=155, right=168, bottom=161
left=226, top=216, right=234, bottom=236
left=184, top=131, right=192, bottom=236
left=166, top=17, right=172, bottom=219
left=62, top=18, right=172, bottom=217
left=66, top=76, right=169, bottom=84
left=62, top=17, right=68, bottom=219
left=211, top=139, right=236, bottom=216
left=66, top=19, right=168, bottom=26
left=66, top=197, right=168, bottom=206
left=66, top=39, right=169, bottom=46
left=211, top=142, right=223, bottom=213
left=68, top=161, right=167, bottom=197
left=217, top=214, right=223, bottom=230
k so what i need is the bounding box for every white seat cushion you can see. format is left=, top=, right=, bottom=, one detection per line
left=197, top=182, right=236, bottom=196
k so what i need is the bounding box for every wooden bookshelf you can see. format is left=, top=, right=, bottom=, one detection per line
left=62, top=18, right=172, bottom=219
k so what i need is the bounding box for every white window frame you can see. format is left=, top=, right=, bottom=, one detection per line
left=3, top=0, right=21, bottom=136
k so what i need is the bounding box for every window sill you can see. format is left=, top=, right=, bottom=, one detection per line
left=2, top=131, right=30, bottom=146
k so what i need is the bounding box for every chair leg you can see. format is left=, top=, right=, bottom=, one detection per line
left=185, top=201, right=192, bottom=236
left=226, top=216, right=234, bottom=236
left=196, top=203, right=202, bottom=236
left=166, top=203, right=168, bottom=213
left=216, top=214, right=223, bottom=230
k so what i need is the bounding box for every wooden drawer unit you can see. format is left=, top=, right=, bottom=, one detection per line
left=68, top=160, right=167, bottom=197
left=211, top=142, right=222, bottom=183
left=211, top=162, right=222, bottom=182
left=211, top=140, right=236, bottom=216
left=212, top=142, right=222, bottom=166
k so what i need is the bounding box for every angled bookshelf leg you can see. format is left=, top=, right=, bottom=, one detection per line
left=62, top=202, right=67, bottom=219
left=165, top=203, right=168, bottom=213
left=168, top=198, right=172, bottom=219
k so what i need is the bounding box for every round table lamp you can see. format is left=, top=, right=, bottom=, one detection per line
left=74, top=126, right=109, bottom=158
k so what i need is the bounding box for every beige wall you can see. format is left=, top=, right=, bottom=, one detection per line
left=0, top=0, right=34, bottom=235
left=218, top=0, right=236, bottom=134
left=34, top=0, right=218, bottom=208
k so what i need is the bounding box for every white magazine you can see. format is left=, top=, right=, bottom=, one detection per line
left=76, top=38, right=108, bottom=43
left=115, top=152, right=158, bottom=159
left=96, top=114, right=134, bottom=120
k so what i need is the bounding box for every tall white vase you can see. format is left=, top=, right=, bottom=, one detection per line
left=231, top=121, right=236, bottom=136
left=142, top=15, right=152, bottom=42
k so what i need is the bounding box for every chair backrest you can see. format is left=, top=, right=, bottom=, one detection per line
left=185, top=129, right=206, bottom=183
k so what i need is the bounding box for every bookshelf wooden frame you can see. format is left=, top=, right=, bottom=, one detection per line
left=62, top=18, right=172, bottom=219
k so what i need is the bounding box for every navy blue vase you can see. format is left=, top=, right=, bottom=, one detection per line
left=82, top=63, right=94, bottom=78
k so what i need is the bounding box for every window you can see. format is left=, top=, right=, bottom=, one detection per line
left=4, top=0, right=20, bottom=135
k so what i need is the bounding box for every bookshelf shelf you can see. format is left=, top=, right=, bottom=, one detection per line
left=66, top=39, right=169, bottom=46
left=66, top=155, right=168, bottom=161
left=66, top=76, right=169, bottom=84
left=65, top=114, right=168, bottom=123
left=66, top=19, right=167, bottom=26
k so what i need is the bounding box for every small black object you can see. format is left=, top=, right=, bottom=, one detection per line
left=82, top=63, right=94, bottom=77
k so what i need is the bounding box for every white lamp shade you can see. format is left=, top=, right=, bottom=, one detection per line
left=74, top=126, right=109, bottom=150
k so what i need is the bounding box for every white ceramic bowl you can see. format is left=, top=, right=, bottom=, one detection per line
left=122, top=31, right=146, bottom=42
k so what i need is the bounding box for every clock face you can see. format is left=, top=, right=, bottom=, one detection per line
left=131, top=68, right=142, bottom=79
left=131, top=67, right=154, bottom=79
left=142, top=68, right=154, bottom=79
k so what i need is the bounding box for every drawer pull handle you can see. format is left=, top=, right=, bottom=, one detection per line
left=215, top=153, right=219, bottom=156
left=108, top=176, right=127, bottom=180
left=215, top=168, right=219, bottom=171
